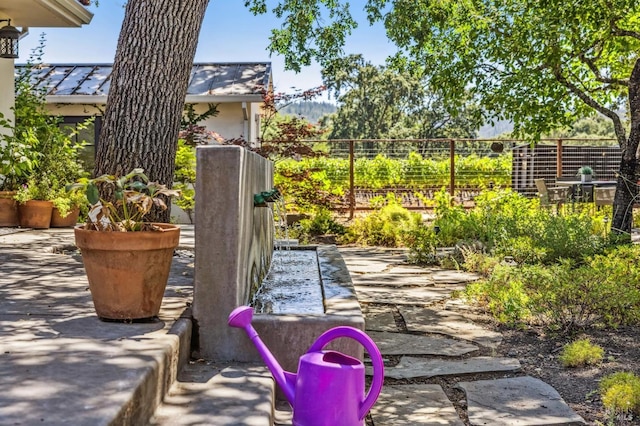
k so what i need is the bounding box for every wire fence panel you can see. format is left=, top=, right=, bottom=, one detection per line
left=274, top=138, right=618, bottom=215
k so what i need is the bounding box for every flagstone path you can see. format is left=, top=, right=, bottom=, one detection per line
left=338, top=247, right=586, bottom=426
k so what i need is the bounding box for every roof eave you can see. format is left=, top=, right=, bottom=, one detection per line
left=46, top=94, right=265, bottom=104
left=38, top=0, right=93, bottom=27
left=184, top=94, right=264, bottom=103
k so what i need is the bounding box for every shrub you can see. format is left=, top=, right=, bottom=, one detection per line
left=599, top=372, right=640, bottom=415
left=290, top=208, right=346, bottom=243
left=465, top=263, right=533, bottom=325
left=347, top=195, right=422, bottom=247
left=274, top=160, right=343, bottom=214
left=464, top=244, right=640, bottom=330
left=173, top=140, right=196, bottom=222
left=558, top=339, right=604, bottom=368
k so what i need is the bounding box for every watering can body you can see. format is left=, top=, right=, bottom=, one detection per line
left=228, top=306, right=384, bottom=426
left=293, top=350, right=367, bottom=425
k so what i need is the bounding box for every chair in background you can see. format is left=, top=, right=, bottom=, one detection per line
left=594, top=187, right=616, bottom=208
left=535, top=179, right=570, bottom=208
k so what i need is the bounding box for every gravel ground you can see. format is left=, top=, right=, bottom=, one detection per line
left=495, top=325, right=640, bottom=425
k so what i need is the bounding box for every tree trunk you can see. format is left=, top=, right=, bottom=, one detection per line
left=95, top=0, right=209, bottom=222
left=612, top=58, right=640, bottom=236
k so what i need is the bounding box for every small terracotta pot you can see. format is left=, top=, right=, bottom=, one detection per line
left=51, top=207, right=81, bottom=228
left=74, top=223, right=181, bottom=320
left=18, top=200, right=53, bottom=229
left=0, top=191, right=19, bottom=227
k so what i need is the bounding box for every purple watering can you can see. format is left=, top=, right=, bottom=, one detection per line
left=228, top=306, right=384, bottom=426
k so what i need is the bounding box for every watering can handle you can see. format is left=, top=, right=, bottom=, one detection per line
left=308, top=326, right=384, bottom=420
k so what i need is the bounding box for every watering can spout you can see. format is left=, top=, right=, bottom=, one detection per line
left=227, top=306, right=296, bottom=404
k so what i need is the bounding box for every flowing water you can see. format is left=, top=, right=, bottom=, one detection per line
left=252, top=248, right=324, bottom=314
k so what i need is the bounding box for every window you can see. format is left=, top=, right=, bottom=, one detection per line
left=59, top=116, right=101, bottom=175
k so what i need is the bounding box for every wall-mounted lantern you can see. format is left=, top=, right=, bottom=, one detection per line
left=0, top=19, right=20, bottom=59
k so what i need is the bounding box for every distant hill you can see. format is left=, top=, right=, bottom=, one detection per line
left=478, top=120, right=514, bottom=138
left=279, top=101, right=337, bottom=123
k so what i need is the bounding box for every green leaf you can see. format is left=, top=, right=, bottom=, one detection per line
left=86, top=183, right=100, bottom=205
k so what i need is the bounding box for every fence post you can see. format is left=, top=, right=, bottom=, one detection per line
left=449, top=139, right=455, bottom=198
left=349, top=140, right=355, bottom=219
left=556, top=139, right=563, bottom=177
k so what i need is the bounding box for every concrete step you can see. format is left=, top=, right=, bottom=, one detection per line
left=149, top=363, right=276, bottom=426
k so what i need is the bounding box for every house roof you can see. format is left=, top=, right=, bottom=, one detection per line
left=0, top=0, right=92, bottom=27
left=17, top=62, right=272, bottom=104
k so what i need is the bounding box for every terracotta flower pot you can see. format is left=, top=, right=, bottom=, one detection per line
left=50, top=207, right=81, bottom=228
left=0, top=191, right=19, bottom=227
left=18, top=200, right=53, bottom=229
left=74, top=223, right=180, bottom=321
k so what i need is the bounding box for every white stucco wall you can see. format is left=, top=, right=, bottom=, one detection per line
left=45, top=101, right=263, bottom=144
left=46, top=104, right=103, bottom=117
left=0, top=59, right=14, bottom=134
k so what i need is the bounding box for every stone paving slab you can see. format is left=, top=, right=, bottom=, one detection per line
left=368, top=331, right=479, bottom=356
left=362, top=305, right=398, bottom=332
left=432, top=270, right=480, bottom=284
left=0, top=227, right=195, bottom=426
left=457, top=376, right=586, bottom=425
left=370, top=384, right=464, bottom=426
left=400, top=306, right=503, bottom=348
left=351, top=273, right=436, bottom=287
left=151, top=364, right=274, bottom=426
left=355, top=285, right=459, bottom=305
left=388, top=265, right=440, bottom=274
left=0, top=228, right=76, bottom=251
left=338, top=247, right=408, bottom=274
left=378, top=356, right=521, bottom=380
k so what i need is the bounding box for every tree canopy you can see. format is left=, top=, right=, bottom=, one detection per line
left=323, top=54, right=481, bottom=140
left=248, top=0, right=640, bottom=234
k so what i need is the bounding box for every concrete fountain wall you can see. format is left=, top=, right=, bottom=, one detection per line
left=193, top=146, right=364, bottom=374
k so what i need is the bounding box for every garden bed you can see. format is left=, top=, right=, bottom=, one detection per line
left=496, top=325, right=640, bottom=425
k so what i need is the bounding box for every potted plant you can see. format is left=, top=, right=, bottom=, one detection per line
left=14, top=176, right=56, bottom=229
left=50, top=188, right=86, bottom=228
left=577, top=166, right=594, bottom=183
left=68, top=168, right=181, bottom=321
left=0, top=117, right=38, bottom=227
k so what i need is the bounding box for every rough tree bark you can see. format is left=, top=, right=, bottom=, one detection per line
left=613, top=58, right=640, bottom=237
left=95, top=0, right=209, bottom=222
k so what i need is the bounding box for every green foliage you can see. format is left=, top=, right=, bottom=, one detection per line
left=289, top=208, right=346, bottom=243
left=577, top=166, right=594, bottom=176
left=279, top=101, right=337, bottom=123
left=409, top=189, right=608, bottom=266
left=0, top=123, right=38, bottom=191
left=50, top=188, right=86, bottom=218
left=404, top=226, right=438, bottom=265
left=346, top=195, right=422, bottom=247
left=599, top=372, right=640, bottom=415
left=68, top=168, right=181, bottom=232
left=274, top=159, right=343, bottom=213
left=1, top=38, right=87, bottom=194
left=274, top=154, right=511, bottom=208
left=251, top=1, right=639, bottom=233
left=173, top=140, right=196, bottom=222
left=545, top=115, right=616, bottom=141
left=323, top=54, right=481, bottom=140
left=465, top=264, right=533, bottom=325
left=180, top=103, right=219, bottom=146
left=464, top=244, right=640, bottom=330
left=355, top=154, right=403, bottom=189
left=14, top=176, right=56, bottom=203
left=558, top=339, right=604, bottom=368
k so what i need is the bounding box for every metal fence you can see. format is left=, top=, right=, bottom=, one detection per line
left=279, top=138, right=618, bottom=217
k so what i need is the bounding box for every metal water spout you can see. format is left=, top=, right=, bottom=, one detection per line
left=228, top=305, right=384, bottom=426
left=253, top=189, right=281, bottom=207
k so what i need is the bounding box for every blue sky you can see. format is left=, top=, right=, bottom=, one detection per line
left=18, top=1, right=397, bottom=101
